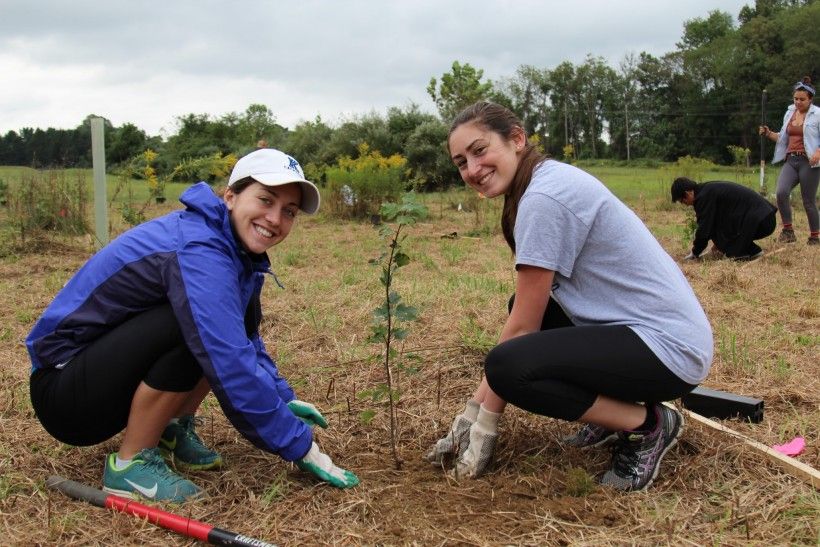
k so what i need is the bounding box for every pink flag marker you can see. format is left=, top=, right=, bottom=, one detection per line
left=771, top=436, right=806, bottom=456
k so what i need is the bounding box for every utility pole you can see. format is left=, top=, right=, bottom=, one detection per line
left=759, top=89, right=767, bottom=195
left=624, top=95, right=631, bottom=162
left=564, top=100, right=569, bottom=147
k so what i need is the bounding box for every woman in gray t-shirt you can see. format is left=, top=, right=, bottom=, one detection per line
left=424, top=102, right=713, bottom=492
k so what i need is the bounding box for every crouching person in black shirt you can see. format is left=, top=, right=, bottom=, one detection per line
left=671, top=178, right=777, bottom=261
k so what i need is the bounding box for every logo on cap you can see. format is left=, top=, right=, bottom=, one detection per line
left=286, top=156, right=302, bottom=175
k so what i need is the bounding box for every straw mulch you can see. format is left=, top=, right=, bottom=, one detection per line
left=0, top=208, right=817, bottom=545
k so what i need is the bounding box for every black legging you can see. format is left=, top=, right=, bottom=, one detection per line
left=484, top=297, right=697, bottom=422
left=30, top=304, right=202, bottom=446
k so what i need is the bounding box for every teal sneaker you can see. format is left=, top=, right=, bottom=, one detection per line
left=103, top=448, right=203, bottom=503
left=160, top=415, right=223, bottom=471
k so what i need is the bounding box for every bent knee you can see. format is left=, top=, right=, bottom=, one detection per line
left=485, top=343, right=517, bottom=397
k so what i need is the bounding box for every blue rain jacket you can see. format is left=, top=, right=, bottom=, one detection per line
left=26, top=182, right=312, bottom=461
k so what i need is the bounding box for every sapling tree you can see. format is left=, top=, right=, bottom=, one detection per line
left=368, top=193, right=427, bottom=469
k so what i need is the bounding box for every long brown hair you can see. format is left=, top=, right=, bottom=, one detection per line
left=448, top=101, right=546, bottom=252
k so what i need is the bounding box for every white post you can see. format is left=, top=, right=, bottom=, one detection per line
left=90, top=117, right=108, bottom=249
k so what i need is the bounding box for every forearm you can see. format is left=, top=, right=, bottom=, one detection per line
left=471, top=376, right=507, bottom=413
left=759, top=124, right=780, bottom=142
left=474, top=305, right=544, bottom=413
left=498, top=318, right=538, bottom=344
left=466, top=266, right=553, bottom=415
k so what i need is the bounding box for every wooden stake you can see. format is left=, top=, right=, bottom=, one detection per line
left=436, top=367, right=442, bottom=408
left=325, top=378, right=334, bottom=401
left=671, top=404, right=820, bottom=490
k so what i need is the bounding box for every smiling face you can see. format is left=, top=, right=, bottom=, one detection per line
left=449, top=121, right=525, bottom=198
left=794, top=90, right=812, bottom=113
left=224, top=181, right=301, bottom=254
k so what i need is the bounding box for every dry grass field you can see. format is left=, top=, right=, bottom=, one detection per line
left=0, top=175, right=817, bottom=545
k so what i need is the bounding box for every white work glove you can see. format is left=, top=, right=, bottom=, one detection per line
left=424, top=400, right=479, bottom=466
left=451, top=405, right=500, bottom=479
left=296, top=442, right=359, bottom=488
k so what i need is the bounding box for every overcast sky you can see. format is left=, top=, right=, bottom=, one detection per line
left=1, top=0, right=751, bottom=137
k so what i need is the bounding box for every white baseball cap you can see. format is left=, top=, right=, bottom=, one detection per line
left=228, top=148, right=320, bottom=214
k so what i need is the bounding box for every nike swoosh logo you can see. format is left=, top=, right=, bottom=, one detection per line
left=160, top=436, right=177, bottom=450
left=125, top=479, right=158, bottom=499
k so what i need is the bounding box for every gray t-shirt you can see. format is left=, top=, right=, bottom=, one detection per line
left=514, top=160, right=713, bottom=384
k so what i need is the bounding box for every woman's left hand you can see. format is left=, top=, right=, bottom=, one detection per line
left=810, top=150, right=820, bottom=168
left=287, top=400, right=329, bottom=428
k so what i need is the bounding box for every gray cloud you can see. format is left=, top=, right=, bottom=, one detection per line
left=0, top=0, right=750, bottom=134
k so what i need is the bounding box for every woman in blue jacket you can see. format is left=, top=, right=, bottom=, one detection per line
left=27, top=148, right=359, bottom=502
left=759, top=76, right=820, bottom=245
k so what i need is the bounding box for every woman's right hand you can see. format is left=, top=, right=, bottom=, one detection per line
left=758, top=125, right=769, bottom=136
left=423, top=409, right=476, bottom=466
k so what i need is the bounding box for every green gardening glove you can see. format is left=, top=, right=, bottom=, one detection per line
left=287, top=399, right=328, bottom=428
left=296, top=442, right=360, bottom=489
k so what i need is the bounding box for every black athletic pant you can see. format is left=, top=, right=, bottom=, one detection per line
left=30, top=304, right=202, bottom=446
left=484, top=296, right=697, bottom=422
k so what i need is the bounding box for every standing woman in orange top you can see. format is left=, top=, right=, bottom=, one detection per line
left=759, top=76, right=820, bottom=245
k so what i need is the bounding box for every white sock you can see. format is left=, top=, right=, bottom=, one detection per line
left=476, top=405, right=501, bottom=433
left=114, top=455, right=132, bottom=470
left=464, top=400, right=480, bottom=422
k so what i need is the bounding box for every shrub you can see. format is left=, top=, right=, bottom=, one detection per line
left=562, top=144, right=575, bottom=163
left=325, top=144, right=408, bottom=219
left=659, top=155, right=718, bottom=186
left=142, top=149, right=164, bottom=201
left=169, top=152, right=238, bottom=185
left=727, top=145, right=752, bottom=187
left=6, top=171, right=89, bottom=243
left=672, top=155, right=716, bottom=182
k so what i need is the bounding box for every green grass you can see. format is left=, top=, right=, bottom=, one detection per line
left=582, top=163, right=781, bottom=203
left=0, top=166, right=195, bottom=205
left=0, top=161, right=783, bottom=213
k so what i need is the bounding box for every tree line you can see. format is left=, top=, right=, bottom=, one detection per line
left=1, top=0, right=816, bottom=190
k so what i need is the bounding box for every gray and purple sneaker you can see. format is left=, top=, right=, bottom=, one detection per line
left=600, top=405, right=684, bottom=492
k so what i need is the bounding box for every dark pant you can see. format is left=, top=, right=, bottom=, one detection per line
left=776, top=153, right=820, bottom=232
left=30, top=304, right=202, bottom=446
left=485, top=297, right=696, bottom=422
left=734, top=209, right=777, bottom=257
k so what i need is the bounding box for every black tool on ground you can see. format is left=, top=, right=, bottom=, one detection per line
left=681, top=386, right=764, bottom=423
